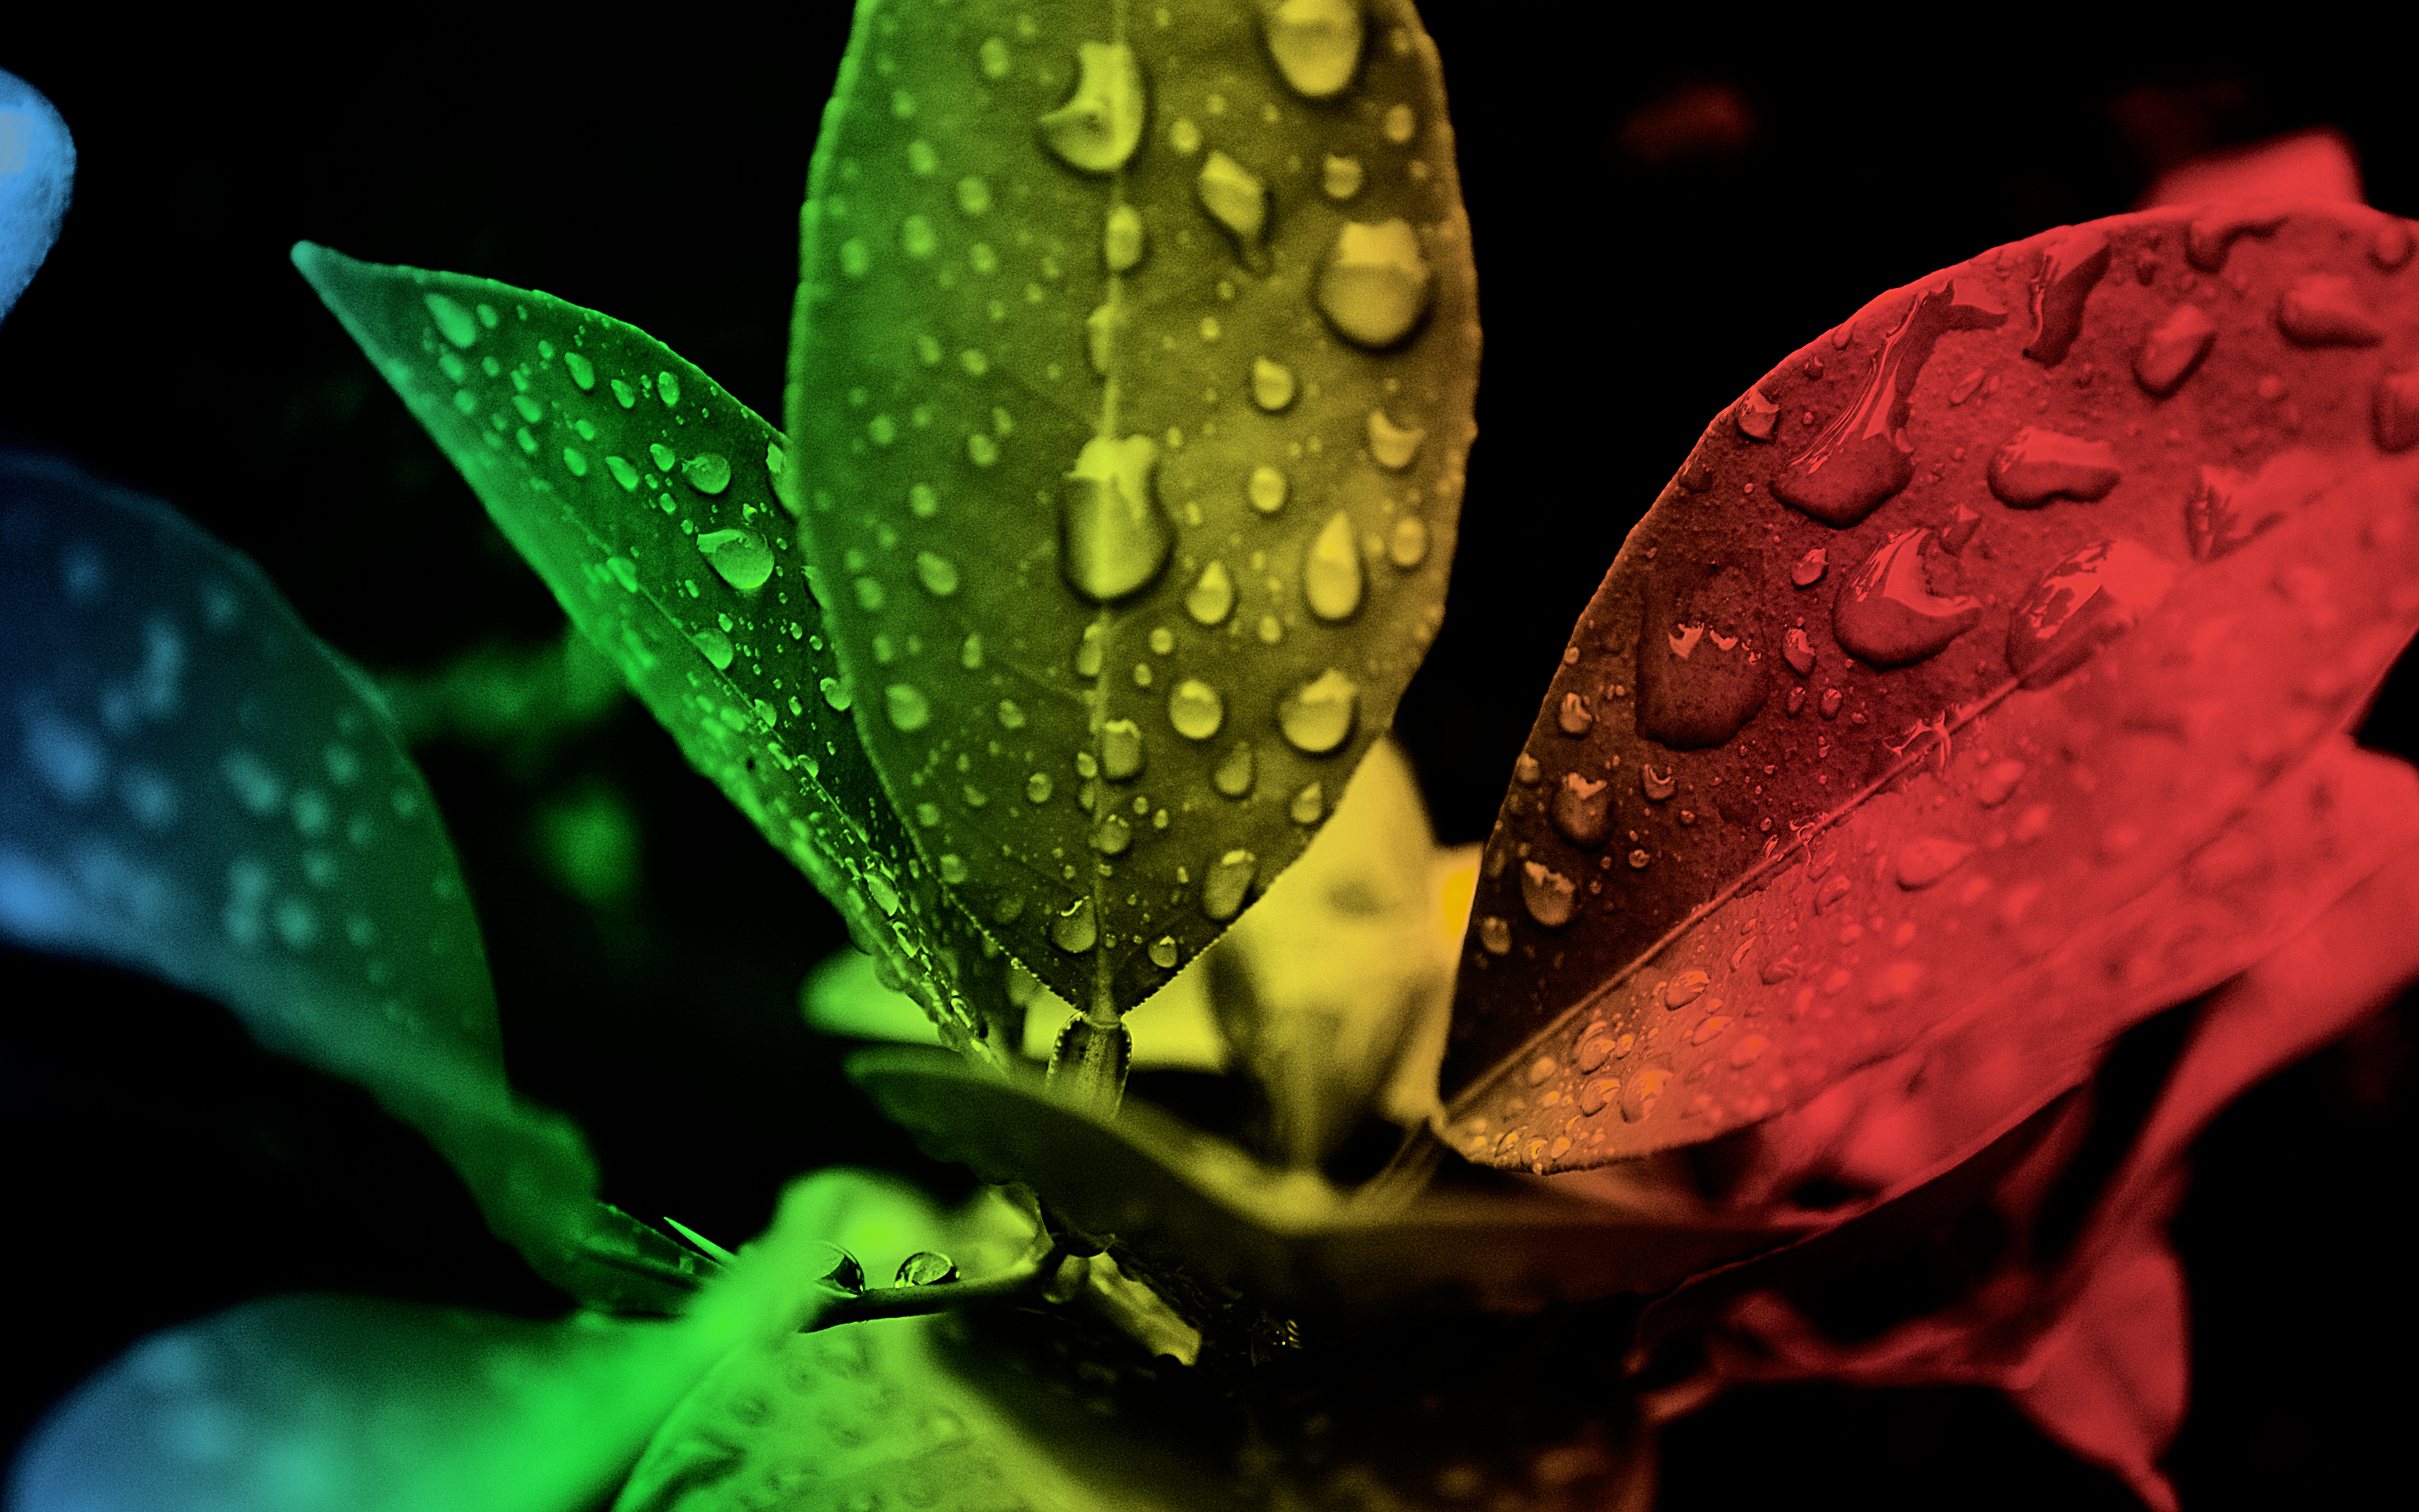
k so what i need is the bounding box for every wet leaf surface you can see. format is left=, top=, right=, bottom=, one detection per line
left=0, top=450, right=595, bottom=1274
left=785, top=0, right=1478, bottom=1015
left=294, top=245, right=1015, bottom=1062
left=1441, top=202, right=2419, bottom=1168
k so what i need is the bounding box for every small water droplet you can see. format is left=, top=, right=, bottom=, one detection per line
left=1987, top=426, right=2123, bottom=508
left=1790, top=548, right=1827, bottom=589
left=915, top=552, right=960, bottom=596
left=1814, top=873, right=1851, bottom=912
left=1169, top=117, right=1202, bottom=154
left=606, top=556, right=639, bottom=593
left=1252, top=356, right=1297, bottom=411
left=956, top=175, right=992, bottom=216
left=648, top=442, right=677, bottom=473
left=2021, top=225, right=2112, bottom=367
left=1289, top=782, right=1324, bottom=824
left=1322, top=153, right=1364, bottom=198
left=1478, top=916, right=1512, bottom=954
left=1367, top=409, right=1425, bottom=470
left=1689, top=1015, right=1731, bottom=1047
left=697, top=529, right=774, bottom=591
left=2278, top=273, right=2384, bottom=346
left=610, top=378, right=636, bottom=409
left=1197, top=150, right=1268, bottom=251
left=1169, top=679, right=1225, bottom=740
left=694, top=628, right=735, bottom=671
left=1093, top=813, right=1132, bottom=854
left=1820, top=687, right=1843, bottom=719
left=1975, top=758, right=2025, bottom=807
left=1040, top=42, right=1144, bottom=173
left=1514, top=752, right=1542, bottom=785
left=960, top=633, right=984, bottom=671
left=1213, top=742, right=1255, bottom=797
left=1317, top=219, right=1433, bottom=348
left=939, top=854, right=968, bottom=885
left=603, top=454, right=640, bottom=492
left=1660, top=969, right=1710, bottom=1009
left=1149, top=935, right=1180, bottom=969
left=1551, top=772, right=1611, bottom=847
left=1304, top=510, right=1364, bottom=621
left=1263, top=0, right=1363, bottom=98
left=1249, top=464, right=1289, bottom=514
left=1556, top=692, right=1593, bottom=736
left=1896, top=835, right=1974, bottom=889
left=1026, top=772, right=1053, bottom=803
left=2134, top=302, right=2218, bottom=396
left=1062, top=434, right=1172, bottom=602
left=1278, top=670, right=1358, bottom=754
left=1105, top=203, right=1145, bottom=271
left=820, top=676, right=852, bottom=712
left=1075, top=623, right=1105, bottom=678
left=657, top=371, right=683, bottom=407
left=1101, top=719, right=1144, bottom=780
left=682, top=452, right=733, bottom=495
left=1387, top=517, right=1430, bottom=569
left=1520, top=860, right=1576, bottom=927
left=1383, top=102, right=1416, bottom=143
left=1832, top=528, right=1983, bottom=668
left=1204, top=849, right=1256, bottom=920
left=1782, top=626, right=1817, bottom=677
left=1052, top=896, right=1099, bottom=952
left=1187, top=561, right=1235, bottom=625
left=886, top=684, right=932, bottom=731
left=423, top=292, right=478, bottom=348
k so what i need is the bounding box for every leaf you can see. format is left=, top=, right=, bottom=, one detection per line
left=1439, top=202, right=2419, bottom=1169
left=0, top=449, right=595, bottom=1275
left=6, top=1177, right=846, bottom=1512
left=849, top=1046, right=1807, bottom=1316
left=291, top=243, right=1016, bottom=1063
left=1, top=68, right=75, bottom=322
left=784, top=0, right=1479, bottom=1017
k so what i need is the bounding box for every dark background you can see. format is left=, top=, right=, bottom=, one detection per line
left=3, top=7, right=2411, bottom=1508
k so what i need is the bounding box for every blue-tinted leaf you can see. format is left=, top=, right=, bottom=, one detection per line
left=5, top=1178, right=844, bottom=1512
left=787, top=0, right=1480, bottom=1015
left=0, top=450, right=595, bottom=1272
left=1, top=68, right=75, bottom=323
left=292, top=244, right=1016, bottom=1065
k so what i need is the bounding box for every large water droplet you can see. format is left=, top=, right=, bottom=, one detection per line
left=694, top=627, right=734, bottom=671
left=1262, top=0, right=1363, bottom=99
left=1204, top=849, right=1256, bottom=921
left=1197, top=152, right=1268, bottom=253
left=657, top=371, right=683, bottom=407
left=1169, top=679, right=1225, bottom=740
left=1304, top=510, right=1364, bottom=621
left=1105, top=203, right=1145, bottom=271
left=1975, top=758, right=2025, bottom=807
left=1093, top=813, right=1132, bottom=854
left=1832, top=528, right=1982, bottom=669
left=1620, top=1067, right=1670, bottom=1123
left=1279, top=670, right=1358, bottom=754
left=1635, top=559, right=1769, bottom=748
left=1773, top=278, right=2005, bottom=527
left=1062, top=434, right=1172, bottom=602
left=605, top=454, right=641, bottom=492
left=424, top=293, right=478, bottom=348
left=1367, top=410, right=1425, bottom=470
left=697, top=528, right=774, bottom=591
left=2278, top=273, right=2384, bottom=346
left=1896, top=835, right=1975, bottom=888
left=1660, top=969, right=1709, bottom=1008
left=886, top=684, right=932, bottom=731
left=2134, top=303, right=2217, bottom=396
left=1987, top=427, right=2123, bottom=508
left=1520, top=861, right=1576, bottom=928
left=1052, top=896, right=1098, bottom=953
left=1214, top=742, right=1255, bottom=797
left=1149, top=935, right=1179, bottom=969
left=1316, top=219, right=1433, bottom=349
left=1252, top=357, right=1297, bottom=412
left=1188, top=561, right=1235, bottom=625
left=2006, top=537, right=2177, bottom=688
left=1249, top=464, right=1289, bottom=514
left=682, top=452, right=733, bottom=495
left=820, top=676, right=852, bottom=712
left=2185, top=449, right=2336, bottom=562
left=2021, top=226, right=2111, bottom=367
left=1102, top=719, right=1144, bottom=779
left=1026, top=772, right=1053, bottom=803
left=1039, top=42, right=1145, bottom=174
left=1551, top=772, right=1611, bottom=847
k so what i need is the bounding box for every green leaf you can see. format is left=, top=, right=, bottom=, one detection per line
left=0, top=449, right=595, bottom=1275
left=1436, top=203, right=2419, bottom=1168
left=10, top=1177, right=846, bottom=1512
left=292, top=243, right=1015, bottom=1064
left=785, top=0, right=1479, bottom=1019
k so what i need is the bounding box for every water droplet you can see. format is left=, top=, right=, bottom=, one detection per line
left=1478, top=915, right=1512, bottom=954
left=605, top=556, right=639, bottom=593
left=1387, top=517, right=1430, bottom=569
left=647, top=442, right=676, bottom=473
left=1790, top=548, right=1827, bottom=588
left=1186, top=561, right=1236, bottom=626
left=813, top=1245, right=867, bottom=1294
left=2006, top=537, right=2176, bottom=688
left=1987, top=427, right=2123, bottom=508
left=1820, top=687, right=1843, bottom=719
left=561, top=447, right=589, bottom=478
left=657, top=371, right=683, bottom=407
left=1204, top=849, right=1256, bottom=920
left=1062, top=434, right=1172, bottom=602
left=1169, top=679, right=1225, bottom=740
left=1258, top=614, right=1284, bottom=644
left=1628, top=848, right=1650, bottom=870
left=1734, top=388, right=1780, bottom=440
left=600, top=454, right=638, bottom=493
left=1316, top=219, right=1433, bottom=349
left=1101, top=203, right=1146, bottom=274
left=1520, top=860, right=1576, bottom=928
left=2021, top=226, right=2111, bottom=367
left=1074, top=623, right=1106, bottom=678
left=694, top=627, right=735, bottom=671
left=1814, top=873, right=1851, bottom=912
left=2278, top=273, right=2384, bottom=346
left=1026, top=772, right=1053, bottom=803
left=955, top=175, right=992, bottom=216
left=424, top=293, right=478, bottom=348
left=1149, top=935, right=1179, bottom=969
left=1631, top=765, right=1673, bottom=807
left=914, top=552, right=959, bottom=597
left=961, top=633, right=983, bottom=669
left=895, top=1250, right=959, bottom=1287
left=697, top=528, right=775, bottom=591
left=1249, top=464, right=1289, bottom=514
left=1576, top=1077, right=1619, bottom=1116
left=1323, top=153, right=1364, bottom=199
left=1304, top=511, right=1364, bottom=621
left=1974, top=758, right=2025, bottom=807
left=991, top=700, right=1024, bottom=732
left=886, top=684, right=932, bottom=731
left=1288, top=782, right=1324, bottom=824
left=1169, top=118, right=1202, bottom=154
left=1052, top=896, right=1098, bottom=952
left=1782, top=626, right=1817, bottom=677
left=1689, top=1015, right=1731, bottom=1047
left=854, top=578, right=886, bottom=612
left=1620, top=1067, right=1670, bottom=1123
left=1383, top=103, right=1416, bottom=143
left=1773, top=278, right=2006, bottom=526
left=939, top=854, right=968, bottom=885
left=682, top=452, right=733, bottom=495
left=1040, top=42, right=1145, bottom=173
left=1263, top=0, right=1362, bottom=99
left=1658, top=969, right=1710, bottom=1009
left=1832, top=528, right=1983, bottom=669
left=2377, top=369, right=2419, bottom=454
left=610, top=378, right=636, bottom=409
left=1896, top=836, right=1974, bottom=889
left=1251, top=356, right=1297, bottom=411
left=1099, top=720, right=1144, bottom=781
left=1551, top=772, right=1611, bottom=847
left=1367, top=410, right=1425, bottom=470
left=820, top=676, right=852, bottom=712
left=2134, top=303, right=2217, bottom=396
left=1197, top=151, right=1268, bottom=251
left=1526, top=1055, right=1559, bottom=1088
left=1634, top=560, right=1769, bottom=748
left=1214, top=742, right=1255, bottom=797
left=1093, top=813, right=1132, bottom=854
left=1556, top=692, right=1593, bottom=736
left=1278, top=670, right=1358, bottom=754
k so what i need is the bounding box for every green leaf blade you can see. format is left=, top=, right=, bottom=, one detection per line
left=292, top=243, right=1012, bottom=1063
left=787, top=0, right=1479, bottom=1015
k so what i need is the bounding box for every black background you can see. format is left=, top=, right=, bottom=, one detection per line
left=3, top=6, right=2412, bottom=1508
